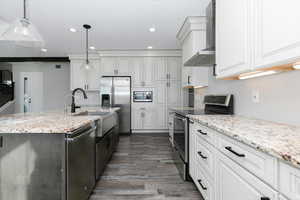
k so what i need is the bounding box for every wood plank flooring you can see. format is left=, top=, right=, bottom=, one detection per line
left=89, top=133, right=203, bottom=200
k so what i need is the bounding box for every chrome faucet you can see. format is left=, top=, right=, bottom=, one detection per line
left=71, top=88, right=88, bottom=113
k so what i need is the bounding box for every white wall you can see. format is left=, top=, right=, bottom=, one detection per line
left=12, top=62, right=70, bottom=113
left=194, top=68, right=300, bottom=126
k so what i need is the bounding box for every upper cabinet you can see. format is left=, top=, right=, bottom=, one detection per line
left=70, top=56, right=101, bottom=91
left=215, top=0, right=251, bottom=78
left=177, top=16, right=210, bottom=88
left=216, top=0, right=300, bottom=78
left=100, top=57, right=130, bottom=76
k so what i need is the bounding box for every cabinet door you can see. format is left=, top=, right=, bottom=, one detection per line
left=117, top=57, right=130, bottom=75
left=143, top=105, right=166, bottom=129
left=153, top=57, right=167, bottom=81
left=143, top=57, right=155, bottom=86
left=100, top=57, right=116, bottom=76
left=217, top=152, right=278, bottom=200
left=71, top=60, right=86, bottom=90
left=132, top=107, right=144, bottom=129
left=216, top=0, right=252, bottom=78
left=166, top=57, right=181, bottom=81
left=155, top=81, right=167, bottom=104
left=131, top=58, right=144, bottom=87
left=167, top=81, right=181, bottom=106
left=254, top=0, right=300, bottom=69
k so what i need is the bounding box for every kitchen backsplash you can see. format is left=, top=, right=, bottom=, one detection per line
left=194, top=68, right=300, bottom=126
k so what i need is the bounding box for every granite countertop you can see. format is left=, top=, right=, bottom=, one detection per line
left=0, top=106, right=120, bottom=134
left=187, top=114, right=300, bottom=168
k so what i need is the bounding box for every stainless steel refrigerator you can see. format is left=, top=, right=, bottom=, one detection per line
left=100, top=76, right=131, bottom=135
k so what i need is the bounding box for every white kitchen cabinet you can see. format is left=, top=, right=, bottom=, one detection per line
left=130, top=57, right=144, bottom=87
left=100, top=57, right=130, bottom=76
left=217, top=152, right=278, bottom=200
left=142, top=57, right=155, bottom=86
left=143, top=105, right=166, bottom=129
left=100, top=57, right=116, bottom=76
left=153, top=57, right=167, bottom=81
left=132, top=107, right=144, bottom=129
left=155, top=81, right=167, bottom=104
left=253, top=0, right=300, bottom=70
left=216, top=0, right=300, bottom=78
left=166, top=57, right=181, bottom=81
left=279, top=161, right=300, bottom=200
left=70, top=59, right=100, bottom=91
left=216, top=0, right=252, bottom=78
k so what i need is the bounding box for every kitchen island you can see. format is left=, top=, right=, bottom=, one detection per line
left=0, top=108, right=119, bottom=200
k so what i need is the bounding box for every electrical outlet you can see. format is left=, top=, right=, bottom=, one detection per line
left=252, top=89, right=260, bottom=103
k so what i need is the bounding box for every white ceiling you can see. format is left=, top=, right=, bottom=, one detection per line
left=0, top=0, right=210, bottom=57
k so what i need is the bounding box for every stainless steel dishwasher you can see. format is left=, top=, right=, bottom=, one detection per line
left=66, top=124, right=96, bottom=200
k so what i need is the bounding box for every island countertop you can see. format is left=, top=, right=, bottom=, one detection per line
left=187, top=114, right=300, bottom=168
left=0, top=111, right=101, bottom=134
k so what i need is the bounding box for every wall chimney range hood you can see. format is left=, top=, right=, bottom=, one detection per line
left=177, top=1, right=215, bottom=67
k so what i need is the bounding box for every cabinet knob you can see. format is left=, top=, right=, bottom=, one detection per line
left=225, top=146, right=245, bottom=158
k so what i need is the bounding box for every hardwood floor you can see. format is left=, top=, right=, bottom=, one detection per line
left=89, top=133, right=202, bottom=200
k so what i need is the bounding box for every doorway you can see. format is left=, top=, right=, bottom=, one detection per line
left=19, top=72, right=44, bottom=113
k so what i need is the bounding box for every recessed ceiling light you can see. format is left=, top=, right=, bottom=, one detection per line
left=147, top=46, right=153, bottom=49
left=149, top=27, right=156, bottom=32
left=41, top=48, right=47, bottom=52
left=69, top=28, right=77, bottom=33
left=89, top=46, right=96, bottom=50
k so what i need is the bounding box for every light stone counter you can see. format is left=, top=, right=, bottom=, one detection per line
left=188, top=114, right=300, bottom=168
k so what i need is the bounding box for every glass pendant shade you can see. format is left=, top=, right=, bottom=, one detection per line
left=80, top=60, right=95, bottom=71
left=0, top=18, right=9, bottom=36
left=0, top=18, right=45, bottom=47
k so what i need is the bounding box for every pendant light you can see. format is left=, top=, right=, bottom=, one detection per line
left=0, top=0, right=45, bottom=47
left=80, top=24, right=94, bottom=71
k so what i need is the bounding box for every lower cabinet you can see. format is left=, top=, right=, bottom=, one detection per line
left=189, top=121, right=290, bottom=200
left=216, top=152, right=277, bottom=200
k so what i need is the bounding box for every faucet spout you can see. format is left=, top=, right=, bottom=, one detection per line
left=71, top=88, right=88, bottom=113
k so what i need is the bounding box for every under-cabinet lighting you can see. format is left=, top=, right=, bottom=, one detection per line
left=89, top=46, right=96, bottom=50
left=194, top=85, right=207, bottom=89
left=293, top=64, right=300, bottom=69
left=238, top=70, right=278, bottom=80
left=147, top=46, right=153, bottom=49
left=41, top=48, right=47, bottom=52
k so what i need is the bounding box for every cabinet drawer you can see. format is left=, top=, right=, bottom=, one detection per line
left=217, top=151, right=278, bottom=200
left=194, top=133, right=215, bottom=179
left=190, top=121, right=216, bottom=146
left=191, top=161, right=215, bottom=200
left=217, top=135, right=277, bottom=187
left=279, top=161, right=300, bottom=200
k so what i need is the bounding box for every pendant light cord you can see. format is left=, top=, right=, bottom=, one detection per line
left=86, top=28, right=89, bottom=64
left=23, top=0, right=27, bottom=19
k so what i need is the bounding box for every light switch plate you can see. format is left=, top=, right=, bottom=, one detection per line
left=252, top=89, right=260, bottom=103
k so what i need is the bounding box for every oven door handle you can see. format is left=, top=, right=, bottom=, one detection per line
left=174, top=116, right=187, bottom=122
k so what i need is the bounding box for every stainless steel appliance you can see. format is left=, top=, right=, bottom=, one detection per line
left=172, top=94, right=233, bottom=181
left=133, top=91, right=153, bottom=102
left=66, top=124, right=96, bottom=200
left=100, top=76, right=131, bottom=135
left=0, top=70, right=14, bottom=107
left=184, top=0, right=215, bottom=66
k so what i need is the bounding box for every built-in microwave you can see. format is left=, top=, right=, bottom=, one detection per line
left=133, top=91, right=153, bottom=102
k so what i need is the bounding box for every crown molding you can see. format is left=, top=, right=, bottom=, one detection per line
left=176, top=16, right=207, bottom=43
left=68, top=53, right=100, bottom=60
left=97, top=50, right=182, bottom=57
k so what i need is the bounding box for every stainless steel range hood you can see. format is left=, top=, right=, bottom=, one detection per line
left=183, top=0, right=215, bottom=67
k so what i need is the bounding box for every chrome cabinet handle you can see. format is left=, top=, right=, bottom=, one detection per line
left=197, top=180, right=207, bottom=190
left=189, top=120, right=194, bottom=124
left=198, top=151, right=207, bottom=159
left=188, top=76, right=191, bottom=84
left=225, top=146, right=245, bottom=157
left=197, top=130, right=207, bottom=135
